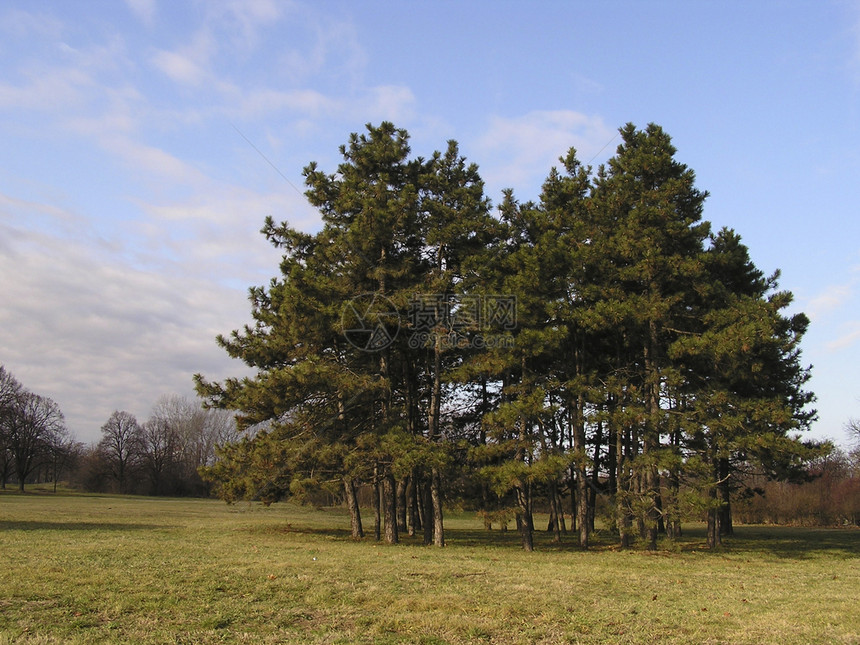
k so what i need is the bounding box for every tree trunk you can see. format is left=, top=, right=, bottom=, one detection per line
left=718, top=457, right=733, bottom=536
left=383, top=470, right=399, bottom=544
left=426, top=324, right=445, bottom=547
left=572, top=344, right=590, bottom=549
left=423, top=476, right=434, bottom=545
left=588, top=420, right=603, bottom=534
left=406, top=473, right=418, bottom=536
left=516, top=484, right=534, bottom=551
left=547, top=481, right=562, bottom=543
left=431, top=467, right=445, bottom=547
left=707, top=461, right=722, bottom=548
left=556, top=486, right=567, bottom=534
left=343, top=476, right=364, bottom=539
left=396, top=477, right=408, bottom=533
left=373, top=464, right=381, bottom=542
left=643, top=323, right=661, bottom=551
left=666, top=424, right=682, bottom=539
left=617, top=426, right=631, bottom=548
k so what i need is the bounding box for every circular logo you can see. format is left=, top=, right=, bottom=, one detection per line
left=341, top=293, right=400, bottom=352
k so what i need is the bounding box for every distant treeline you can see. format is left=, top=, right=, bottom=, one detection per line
left=1, top=365, right=78, bottom=492
left=1, top=364, right=238, bottom=497
left=78, top=396, right=238, bottom=497
left=3, top=364, right=858, bottom=529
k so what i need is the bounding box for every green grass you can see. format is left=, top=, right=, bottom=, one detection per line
left=1, top=492, right=858, bottom=644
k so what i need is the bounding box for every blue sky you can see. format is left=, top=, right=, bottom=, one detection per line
left=1, top=0, right=858, bottom=446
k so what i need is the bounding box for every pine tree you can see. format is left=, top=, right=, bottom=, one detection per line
left=672, top=227, right=817, bottom=546
left=589, top=123, right=711, bottom=550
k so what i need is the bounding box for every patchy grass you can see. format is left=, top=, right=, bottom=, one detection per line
left=0, top=492, right=858, bottom=644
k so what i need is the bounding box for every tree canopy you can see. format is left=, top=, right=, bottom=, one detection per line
left=195, top=122, right=817, bottom=550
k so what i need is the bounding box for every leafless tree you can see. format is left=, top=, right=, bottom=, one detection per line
left=8, top=391, right=66, bottom=491
left=0, top=366, right=24, bottom=488
left=138, top=412, right=180, bottom=496
left=44, top=428, right=82, bottom=492
left=98, top=410, right=142, bottom=493
left=847, top=418, right=860, bottom=447
left=143, top=395, right=239, bottom=495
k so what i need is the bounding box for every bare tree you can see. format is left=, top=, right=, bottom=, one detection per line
left=0, top=366, right=24, bottom=488
left=143, top=395, right=239, bottom=495
left=98, top=410, right=142, bottom=493
left=138, top=413, right=179, bottom=496
left=846, top=418, right=860, bottom=471
left=44, top=429, right=82, bottom=492
left=847, top=418, right=860, bottom=447
left=8, top=392, right=66, bottom=492
left=206, top=408, right=239, bottom=449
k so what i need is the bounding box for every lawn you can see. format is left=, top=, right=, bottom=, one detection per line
left=0, top=492, right=858, bottom=644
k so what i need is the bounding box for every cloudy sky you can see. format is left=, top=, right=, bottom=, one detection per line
left=1, top=0, right=859, bottom=446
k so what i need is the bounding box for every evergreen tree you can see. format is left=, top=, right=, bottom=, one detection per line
left=197, top=120, right=817, bottom=553
left=589, top=123, right=710, bottom=550
left=673, top=228, right=817, bottom=546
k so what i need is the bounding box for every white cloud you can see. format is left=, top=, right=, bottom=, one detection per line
left=124, top=0, right=157, bottom=26
left=0, top=183, right=292, bottom=443
left=233, top=88, right=336, bottom=118
left=151, top=48, right=208, bottom=86
left=360, top=85, right=417, bottom=124
left=0, top=8, right=64, bottom=39
left=806, top=282, right=854, bottom=321
left=474, top=110, right=616, bottom=196
left=826, top=323, right=860, bottom=352
left=210, top=0, right=284, bottom=48
left=101, top=135, right=210, bottom=186
left=275, top=16, right=366, bottom=85
left=0, top=66, right=93, bottom=111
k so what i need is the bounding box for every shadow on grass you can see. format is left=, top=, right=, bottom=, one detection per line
left=247, top=517, right=860, bottom=559
left=0, top=520, right=168, bottom=532
left=726, top=525, right=860, bottom=559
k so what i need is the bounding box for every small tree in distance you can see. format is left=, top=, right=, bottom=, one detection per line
left=98, top=410, right=142, bottom=494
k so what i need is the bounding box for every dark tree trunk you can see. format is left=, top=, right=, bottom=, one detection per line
left=547, top=481, right=562, bottom=543
left=406, top=473, right=418, bottom=536
left=707, top=460, right=722, bottom=548
left=643, top=324, right=661, bottom=552
left=606, top=401, right=617, bottom=500
left=572, top=348, right=589, bottom=549
left=431, top=468, right=444, bottom=547
left=373, top=464, right=381, bottom=542
left=588, top=420, right=603, bottom=534
left=516, top=484, right=533, bottom=552
left=718, top=457, right=733, bottom=536
left=423, top=476, right=434, bottom=546
left=666, top=424, right=682, bottom=539
left=343, top=476, right=364, bottom=539
left=617, top=426, right=631, bottom=549
left=396, top=477, right=408, bottom=533
left=383, top=470, right=399, bottom=544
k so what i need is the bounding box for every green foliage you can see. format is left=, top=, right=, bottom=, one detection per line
left=196, top=121, right=817, bottom=551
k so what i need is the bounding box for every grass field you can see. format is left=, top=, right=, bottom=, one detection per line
left=0, top=491, right=858, bottom=644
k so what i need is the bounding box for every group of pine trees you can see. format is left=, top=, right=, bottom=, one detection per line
left=195, top=122, right=817, bottom=551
